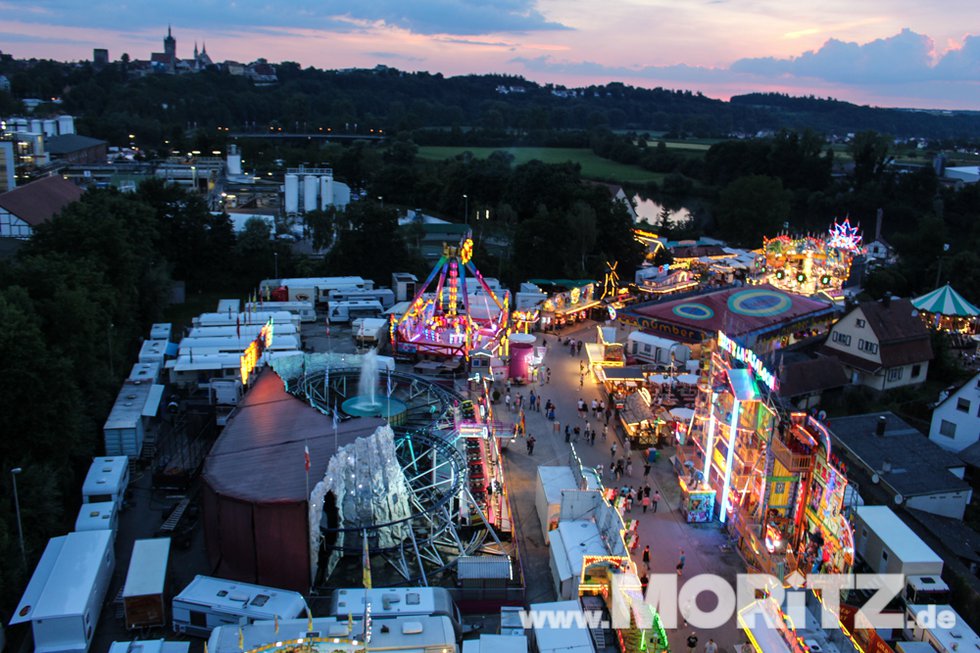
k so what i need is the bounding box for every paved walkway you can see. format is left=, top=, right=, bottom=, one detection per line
left=500, top=322, right=747, bottom=653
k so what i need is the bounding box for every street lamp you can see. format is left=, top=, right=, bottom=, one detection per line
left=463, top=194, right=469, bottom=225
left=10, top=467, right=26, bottom=568
left=274, top=252, right=279, bottom=279
left=378, top=196, right=384, bottom=208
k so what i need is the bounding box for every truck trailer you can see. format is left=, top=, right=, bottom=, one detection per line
left=123, top=538, right=171, bottom=630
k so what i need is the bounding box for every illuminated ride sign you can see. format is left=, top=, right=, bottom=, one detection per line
left=717, top=331, right=778, bottom=392
left=240, top=319, right=274, bottom=385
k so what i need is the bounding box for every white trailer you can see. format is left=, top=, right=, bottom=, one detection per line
left=108, top=641, right=189, bottom=653
left=149, top=323, right=173, bottom=341
left=854, top=506, right=944, bottom=577
left=208, top=615, right=457, bottom=653
left=103, top=380, right=165, bottom=458
left=10, top=530, right=115, bottom=653
left=328, top=288, right=395, bottom=309
left=392, top=272, right=418, bottom=303
left=129, top=361, right=162, bottom=384
left=172, top=575, right=307, bottom=638
left=216, top=299, right=241, bottom=314
left=167, top=353, right=244, bottom=390
left=244, top=300, right=316, bottom=322
left=192, top=311, right=300, bottom=330
left=904, top=604, right=980, bottom=652
left=528, top=600, right=595, bottom=653
left=139, top=339, right=169, bottom=366
left=535, top=466, right=579, bottom=543
left=186, top=323, right=300, bottom=342
left=329, top=588, right=462, bottom=637
left=74, top=501, right=118, bottom=534
left=626, top=331, right=691, bottom=367
left=327, top=300, right=384, bottom=323
left=123, top=538, right=171, bottom=630
left=352, top=318, right=388, bottom=345
left=82, top=456, right=130, bottom=509
left=177, top=334, right=299, bottom=355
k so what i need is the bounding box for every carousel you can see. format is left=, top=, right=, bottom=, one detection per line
left=758, top=219, right=862, bottom=297
left=912, top=283, right=980, bottom=340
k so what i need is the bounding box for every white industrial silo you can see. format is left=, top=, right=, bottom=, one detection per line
left=56, top=115, right=75, bottom=135
left=284, top=174, right=299, bottom=214
left=303, top=175, right=318, bottom=213
left=42, top=120, right=57, bottom=137
left=30, top=119, right=42, bottom=134
left=319, top=174, right=334, bottom=210
left=226, top=144, right=242, bottom=176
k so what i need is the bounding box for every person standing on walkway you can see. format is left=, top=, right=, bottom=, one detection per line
left=565, top=425, right=571, bottom=443
left=625, top=459, right=633, bottom=477
left=579, top=372, right=584, bottom=387
left=641, top=545, right=650, bottom=570
left=625, top=494, right=633, bottom=512
left=642, top=494, right=651, bottom=513
left=677, top=549, right=686, bottom=576
left=610, top=442, right=617, bottom=462
left=686, top=633, right=698, bottom=653
left=604, top=405, right=612, bottom=425
left=546, top=368, right=551, bottom=383
left=589, top=427, right=596, bottom=446
left=704, top=639, right=718, bottom=653
left=595, top=463, right=603, bottom=478
left=577, top=340, right=583, bottom=356
left=652, top=490, right=661, bottom=512
left=529, top=390, right=536, bottom=411
left=526, top=435, right=536, bottom=455
left=505, top=393, right=512, bottom=412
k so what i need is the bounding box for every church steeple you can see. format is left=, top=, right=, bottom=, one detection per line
left=163, top=24, right=176, bottom=58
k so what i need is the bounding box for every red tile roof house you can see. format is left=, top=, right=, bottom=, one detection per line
left=821, top=296, right=933, bottom=391
left=0, top=175, right=83, bottom=239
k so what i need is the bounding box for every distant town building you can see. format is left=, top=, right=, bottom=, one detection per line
left=0, top=175, right=82, bottom=239
left=93, top=48, right=109, bottom=69
left=45, top=134, right=107, bottom=164
left=0, top=74, right=10, bottom=92
left=0, top=141, right=14, bottom=192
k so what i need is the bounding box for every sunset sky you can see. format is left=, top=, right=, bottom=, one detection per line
left=1, top=0, right=978, bottom=110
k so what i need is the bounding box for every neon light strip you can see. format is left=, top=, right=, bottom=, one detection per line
left=703, top=390, right=717, bottom=487
left=720, top=398, right=740, bottom=524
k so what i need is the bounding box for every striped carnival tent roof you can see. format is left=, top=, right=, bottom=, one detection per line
left=912, top=284, right=980, bottom=317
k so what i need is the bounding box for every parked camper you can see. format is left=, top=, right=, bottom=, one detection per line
left=328, top=288, right=395, bottom=309
left=329, top=587, right=462, bottom=637
left=172, top=575, right=307, bottom=638
left=166, top=353, right=243, bottom=390
left=328, top=300, right=384, bottom=323
left=392, top=272, right=418, bottom=303
left=139, top=339, right=169, bottom=366
left=626, top=331, right=690, bottom=367
left=149, top=323, right=173, bottom=341
left=854, top=506, right=944, bottom=577
left=129, top=361, right=161, bottom=384
left=352, top=318, right=388, bottom=345
left=11, top=530, right=115, bottom=653
left=123, top=538, right=171, bottom=630
left=904, top=604, right=980, bottom=652
left=208, top=615, right=456, bottom=653
left=529, top=600, right=595, bottom=653
left=74, top=501, right=119, bottom=534
left=186, top=322, right=300, bottom=342
left=82, top=456, right=130, bottom=509
left=192, top=311, right=300, bottom=330
left=243, top=300, right=316, bottom=322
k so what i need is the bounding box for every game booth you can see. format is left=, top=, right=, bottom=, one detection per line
left=391, top=235, right=510, bottom=361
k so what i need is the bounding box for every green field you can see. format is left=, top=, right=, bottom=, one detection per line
left=416, top=146, right=664, bottom=184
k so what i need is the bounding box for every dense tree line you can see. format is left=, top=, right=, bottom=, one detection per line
left=3, top=57, right=980, bottom=152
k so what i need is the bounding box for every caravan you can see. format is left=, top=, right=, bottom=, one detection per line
left=244, top=300, right=317, bottom=322
left=82, top=457, right=130, bottom=510
left=626, top=331, right=690, bottom=368
left=172, top=575, right=307, bottom=638
left=328, top=587, right=462, bottom=637
left=328, top=300, right=384, bottom=323
left=10, top=530, right=115, bottom=653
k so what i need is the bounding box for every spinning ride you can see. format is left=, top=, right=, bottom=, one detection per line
left=391, top=235, right=509, bottom=359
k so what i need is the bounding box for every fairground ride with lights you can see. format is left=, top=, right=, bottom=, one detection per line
left=758, top=219, right=863, bottom=297
left=391, top=235, right=510, bottom=360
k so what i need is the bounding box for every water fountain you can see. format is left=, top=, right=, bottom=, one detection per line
left=341, top=349, right=408, bottom=424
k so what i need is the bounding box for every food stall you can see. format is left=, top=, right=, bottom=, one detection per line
left=619, top=389, right=662, bottom=446
left=597, top=367, right=647, bottom=410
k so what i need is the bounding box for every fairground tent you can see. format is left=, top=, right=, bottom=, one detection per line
left=912, top=284, right=980, bottom=317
